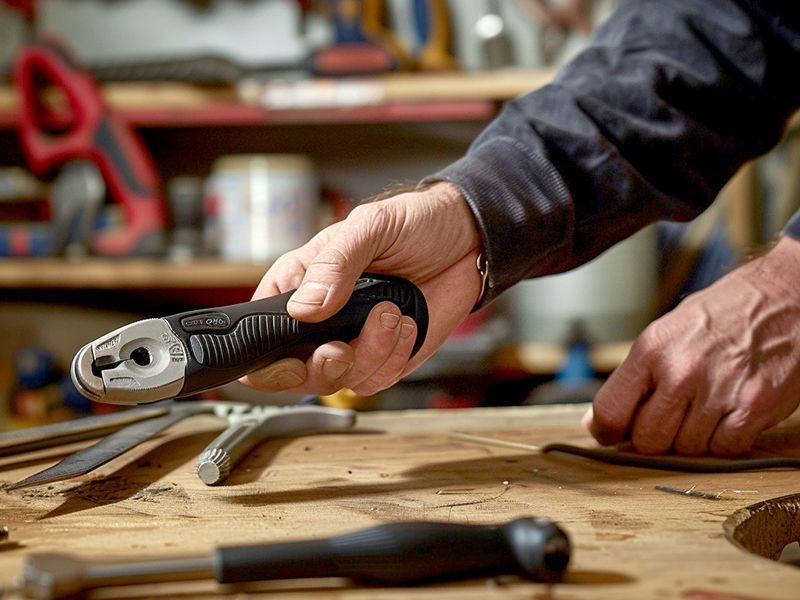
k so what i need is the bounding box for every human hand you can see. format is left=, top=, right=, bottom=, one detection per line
left=240, top=182, right=483, bottom=396
left=584, top=236, right=800, bottom=456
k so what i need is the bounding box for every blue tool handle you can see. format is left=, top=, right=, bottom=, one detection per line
left=213, top=518, right=570, bottom=585
left=165, top=274, right=428, bottom=397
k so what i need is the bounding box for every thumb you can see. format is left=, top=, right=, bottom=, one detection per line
left=286, top=217, right=379, bottom=323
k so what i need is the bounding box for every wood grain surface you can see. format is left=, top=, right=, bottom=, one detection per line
left=1, top=404, right=800, bottom=599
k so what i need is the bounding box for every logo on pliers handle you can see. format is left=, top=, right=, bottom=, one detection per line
left=181, top=313, right=231, bottom=331
left=96, top=334, right=121, bottom=352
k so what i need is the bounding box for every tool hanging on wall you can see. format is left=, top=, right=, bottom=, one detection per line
left=312, top=0, right=413, bottom=75
left=310, top=0, right=459, bottom=75
left=473, top=0, right=515, bottom=69
left=409, top=0, right=457, bottom=70
left=14, top=36, right=166, bottom=256
left=519, top=0, right=595, bottom=66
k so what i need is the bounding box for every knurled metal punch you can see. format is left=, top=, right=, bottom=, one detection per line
left=4, top=274, right=428, bottom=489
left=195, top=403, right=357, bottom=485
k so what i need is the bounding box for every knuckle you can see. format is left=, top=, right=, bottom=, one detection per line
left=307, top=246, right=350, bottom=276
left=352, top=380, right=387, bottom=397
left=630, top=405, right=683, bottom=455
left=635, top=321, right=671, bottom=355
left=267, top=255, right=310, bottom=290
left=589, top=421, right=627, bottom=447
left=710, top=440, right=748, bottom=457
left=631, top=432, right=671, bottom=455
left=590, top=406, right=628, bottom=437
left=710, top=415, right=757, bottom=457
left=348, top=201, right=402, bottom=244
left=672, top=438, right=705, bottom=456
left=345, top=204, right=386, bottom=240
left=242, top=359, right=306, bottom=391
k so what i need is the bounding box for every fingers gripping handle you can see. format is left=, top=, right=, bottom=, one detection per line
left=214, top=518, right=570, bottom=585
left=166, top=274, right=428, bottom=397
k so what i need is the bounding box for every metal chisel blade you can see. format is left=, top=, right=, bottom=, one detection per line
left=6, top=405, right=214, bottom=490
left=0, top=406, right=170, bottom=457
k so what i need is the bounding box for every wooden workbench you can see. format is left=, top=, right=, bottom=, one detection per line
left=2, top=404, right=800, bottom=599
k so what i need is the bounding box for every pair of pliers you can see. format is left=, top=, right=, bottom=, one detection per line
left=4, top=401, right=357, bottom=490
left=70, top=274, right=428, bottom=405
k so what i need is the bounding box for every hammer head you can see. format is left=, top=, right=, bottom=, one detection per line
left=22, top=553, right=86, bottom=600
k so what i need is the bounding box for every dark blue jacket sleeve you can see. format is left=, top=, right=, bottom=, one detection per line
left=427, top=0, right=800, bottom=305
left=783, top=209, right=800, bottom=240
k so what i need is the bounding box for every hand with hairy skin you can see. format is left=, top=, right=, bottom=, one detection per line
left=240, top=182, right=483, bottom=397
left=585, top=236, right=800, bottom=456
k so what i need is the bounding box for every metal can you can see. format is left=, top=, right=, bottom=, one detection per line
left=208, top=154, right=318, bottom=262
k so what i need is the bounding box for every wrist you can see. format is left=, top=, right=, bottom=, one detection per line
left=417, top=181, right=486, bottom=309
left=429, top=181, right=487, bottom=307
left=419, top=180, right=482, bottom=252
left=753, top=236, right=800, bottom=296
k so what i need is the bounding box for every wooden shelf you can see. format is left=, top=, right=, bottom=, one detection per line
left=0, top=69, right=553, bottom=128
left=0, top=258, right=268, bottom=289
left=496, top=340, right=633, bottom=374
left=0, top=72, right=560, bottom=294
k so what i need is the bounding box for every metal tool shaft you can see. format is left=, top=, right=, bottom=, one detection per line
left=21, top=553, right=213, bottom=600
left=197, top=406, right=356, bottom=485
left=0, top=406, right=168, bottom=457
left=20, top=517, right=570, bottom=599
left=86, top=557, right=214, bottom=586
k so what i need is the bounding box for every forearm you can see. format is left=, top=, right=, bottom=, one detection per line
left=428, top=0, right=800, bottom=305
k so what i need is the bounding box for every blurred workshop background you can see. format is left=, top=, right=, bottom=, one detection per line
left=0, top=0, right=798, bottom=428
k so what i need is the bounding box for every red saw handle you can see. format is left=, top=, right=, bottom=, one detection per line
left=15, top=37, right=165, bottom=255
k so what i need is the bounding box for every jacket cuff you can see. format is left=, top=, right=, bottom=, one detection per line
left=782, top=208, right=800, bottom=240
left=422, top=137, right=573, bottom=307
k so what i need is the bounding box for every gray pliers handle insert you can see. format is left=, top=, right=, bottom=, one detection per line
left=71, top=274, right=428, bottom=405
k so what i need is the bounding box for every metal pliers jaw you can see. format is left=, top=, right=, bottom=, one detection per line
left=71, top=318, right=187, bottom=405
